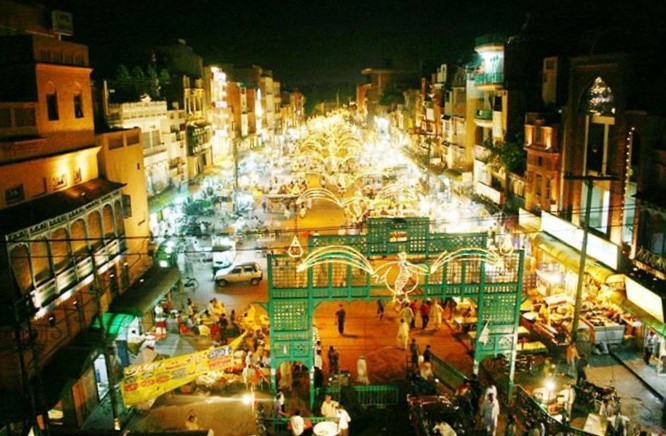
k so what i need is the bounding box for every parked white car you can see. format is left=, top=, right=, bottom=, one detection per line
left=214, top=262, right=263, bottom=287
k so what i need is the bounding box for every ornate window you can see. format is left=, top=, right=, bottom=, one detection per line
left=87, top=211, right=103, bottom=250
left=70, top=218, right=88, bottom=258
left=51, top=227, right=72, bottom=273
left=10, top=244, right=32, bottom=294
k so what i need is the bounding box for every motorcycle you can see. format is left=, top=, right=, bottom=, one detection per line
left=183, top=276, right=199, bottom=292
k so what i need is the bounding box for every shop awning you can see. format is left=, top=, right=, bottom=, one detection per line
left=534, top=232, right=616, bottom=284
left=108, top=266, right=181, bottom=317
left=99, top=312, right=136, bottom=338
left=42, top=333, right=103, bottom=408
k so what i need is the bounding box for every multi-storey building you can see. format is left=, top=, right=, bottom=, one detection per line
left=154, top=40, right=212, bottom=179
left=0, top=4, right=180, bottom=431
left=0, top=13, right=131, bottom=430
left=442, top=64, right=469, bottom=172
left=469, top=34, right=510, bottom=206
left=204, top=65, right=232, bottom=166
left=359, top=65, right=418, bottom=120
left=105, top=100, right=171, bottom=197
left=523, top=57, right=566, bottom=215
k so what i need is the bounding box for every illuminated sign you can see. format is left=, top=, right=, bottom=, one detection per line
left=540, top=212, right=618, bottom=269
left=51, top=10, right=73, bottom=36
left=626, top=276, right=664, bottom=323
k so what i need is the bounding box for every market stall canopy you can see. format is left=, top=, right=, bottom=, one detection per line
left=534, top=232, right=616, bottom=284
left=108, top=266, right=181, bottom=317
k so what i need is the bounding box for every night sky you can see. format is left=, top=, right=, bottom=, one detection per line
left=58, top=0, right=665, bottom=93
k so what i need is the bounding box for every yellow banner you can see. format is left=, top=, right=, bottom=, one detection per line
left=120, top=346, right=234, bottom=405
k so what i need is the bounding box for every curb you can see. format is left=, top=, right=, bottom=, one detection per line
left=609, top=350, right=665, bottom=402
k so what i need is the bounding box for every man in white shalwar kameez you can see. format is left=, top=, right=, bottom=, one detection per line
left=356, top=355, right=370, bottom=385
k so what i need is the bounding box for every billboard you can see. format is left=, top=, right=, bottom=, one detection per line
left=120, top=346, right=233, bottom=406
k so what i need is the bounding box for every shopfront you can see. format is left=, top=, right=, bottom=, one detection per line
left=623, top=272, right=666, bottom=375
left=521, top=212, right=627, bottom=347
left=43, top=331, right=105, bottom=428
left=104, top=266, right=181, bottom=368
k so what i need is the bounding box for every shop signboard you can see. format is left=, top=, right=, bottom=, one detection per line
left=120, top=346, right=233, bottom=405
left=625, top=276, right=665, bottom=323
left=540, top=212, right=619, bottom=270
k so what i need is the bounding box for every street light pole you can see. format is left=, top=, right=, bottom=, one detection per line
left=565, top=174, right=617, bottom=341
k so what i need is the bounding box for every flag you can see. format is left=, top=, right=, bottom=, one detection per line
left=479, top=321, right=490, bottom=345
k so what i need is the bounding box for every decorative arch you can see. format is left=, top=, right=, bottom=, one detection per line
left=114, top=199, right=125, bottom=235
left=31, top=236, right=52, bottom=284
left=87, top=211, right=103, bottom=250
left=102, top=204, right=115, bottom=239
left=579, top=76, right=615, bottom=116
left=51, top=227, right=72, bottom=273
left=70, top=218, right=88, bottom=258
left=10, top=244, right=33, bottom=294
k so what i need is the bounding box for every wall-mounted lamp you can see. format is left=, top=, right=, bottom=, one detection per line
left=48, top=314, right=56, bottom=328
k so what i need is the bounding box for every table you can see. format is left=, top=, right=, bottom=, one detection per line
left=313, top=421, right=339, bottom=436
left=517, top=341, right=548, bottom=355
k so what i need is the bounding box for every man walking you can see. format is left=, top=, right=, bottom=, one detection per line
left=423, top=344, right=432, bottom=364
left=335, top=304, right=346, bottom=335
left=328, top=346, right=340, bottom=375
left=409, top=339, right=420, bottom=373
left=645, top=330, right=659, bottom=365
left=566, top=342, right=579, bottom=378
left=480, top=392, right=500, bottom=436
left=576, top=353, right=589, bottom=386
left=400, top=303, right=415, bottom=330
left=421, top=300, right=431, bottom=330
left=377, top=298, right=385, bottom=320
left=397, top=319, right=409, bottom=350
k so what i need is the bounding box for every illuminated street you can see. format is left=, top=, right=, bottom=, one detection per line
left=2, top=2, right=666, bottom=436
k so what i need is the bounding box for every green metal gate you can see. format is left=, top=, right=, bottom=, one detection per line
left=268, top=217, right=524, bottom=405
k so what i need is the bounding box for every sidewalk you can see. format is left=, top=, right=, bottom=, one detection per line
left=611, top=348, right=666, bottom=401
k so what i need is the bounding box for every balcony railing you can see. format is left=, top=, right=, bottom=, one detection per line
left=474, top=72, right=504, bottom=86
left=636, top=246, right=666, bottom=273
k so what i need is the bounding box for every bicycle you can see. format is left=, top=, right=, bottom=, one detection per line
left=184, top=276, right=199, bottom=292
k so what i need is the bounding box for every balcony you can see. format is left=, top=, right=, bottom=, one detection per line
left=474, top=143, right=492, bottom=163
left=475, top=181, right=504, bottom=205
left=0, top=102, right=38, bottom=136
left=474, top=109, right=493, bottom=128
left=636, top=246, right=666, bottom=274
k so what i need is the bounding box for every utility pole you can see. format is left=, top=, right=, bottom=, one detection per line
left=233, top=139, right=239, bottom=214
left=564, top=173, right=617, bottom=341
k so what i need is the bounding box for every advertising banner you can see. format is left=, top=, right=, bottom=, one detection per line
left=120, top=346, right=233, bottom=406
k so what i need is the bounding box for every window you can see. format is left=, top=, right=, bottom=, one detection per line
left=47, top=92, right=59, bottom=120
left=535, top=174, right=543, bottom=196
left=73, top=93, right=83, bottom=118
left=0, top=108, right=10, bottom=128
left=122, top=194, right=132, bottom=218
left=5, top=184, right=24, bottom=204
